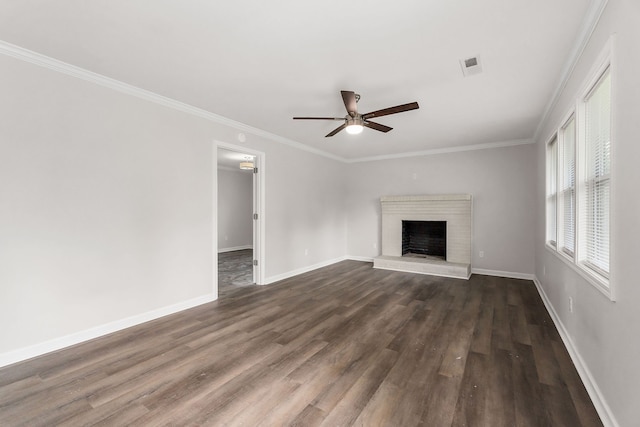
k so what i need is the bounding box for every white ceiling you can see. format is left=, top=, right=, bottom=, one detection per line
left=0, top=0, right=595, bottom=161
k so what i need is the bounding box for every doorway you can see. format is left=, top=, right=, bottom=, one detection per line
left=215, top=141, right=264, bottom=298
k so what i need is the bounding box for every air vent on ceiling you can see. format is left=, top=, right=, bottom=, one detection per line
left=460, top=55, right=482, bottom=77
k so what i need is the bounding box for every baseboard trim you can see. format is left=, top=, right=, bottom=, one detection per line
left=0, top=293, right=215, bottom=368
left=264, top=256, right=349, bottom=285
left=471, top=268, right=535, bottom=281
left=533, top=277, right=618, bottom=427
left=346, top=255, right=375, bottom=262
left=346, top=261, right=533, bottom=281
left=218, top=245, right=252, bottom=253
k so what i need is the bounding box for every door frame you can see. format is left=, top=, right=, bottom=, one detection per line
left=214, top=140, right=265, bottom=297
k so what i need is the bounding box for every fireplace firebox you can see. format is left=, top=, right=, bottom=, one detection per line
left=401, top=220, right=446, bottom=260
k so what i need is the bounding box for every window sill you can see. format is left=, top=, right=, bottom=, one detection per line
left=544, top=245, right=614, bottom=301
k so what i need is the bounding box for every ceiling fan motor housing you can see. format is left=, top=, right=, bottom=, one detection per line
left=346, top=116, right=364, bottom=127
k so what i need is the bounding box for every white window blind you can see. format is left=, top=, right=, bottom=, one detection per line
left=546, top=137, right=558, bottom=247
left=560, top=117, right=576, bottom=256
left=583, top=69, right=611, bottom=276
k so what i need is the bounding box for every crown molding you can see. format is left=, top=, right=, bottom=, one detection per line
left=0, top=40, right=552, bottom=165
left=533, top=0, right=609, bottom=142
left=0, top=40, right=345, bottom=163
left=346, top=138, right=535, bottom=164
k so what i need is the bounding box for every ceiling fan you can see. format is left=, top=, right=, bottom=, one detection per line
left=293, top=90, right=419, bottom=137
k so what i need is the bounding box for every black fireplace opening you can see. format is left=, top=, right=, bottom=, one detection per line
left=402, top=220, right=446, bottom=260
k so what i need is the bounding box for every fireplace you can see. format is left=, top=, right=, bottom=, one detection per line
left=374, top=194, right=472, bottom=279
left=402, top=220, right=446, bottom=259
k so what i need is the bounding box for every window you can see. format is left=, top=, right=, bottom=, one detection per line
left=546, top=137, right=558, bottom=248
left=545, top=45, right=612, bottom=298
left=559, top=116, right=576, bottom=257
left=580, top=68, right=611, bottom=279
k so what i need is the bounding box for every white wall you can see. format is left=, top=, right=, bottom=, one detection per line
left=346, top=143, right=537, bottom=276
left=261, top=143, right=348, bottom=281
left=217, top=168, right=253, bottom=251
left=0, top=54, right=216, bottom=357
left=0, top=49, right=348, bottom=364
left=534, top=1, right=640, bottom=426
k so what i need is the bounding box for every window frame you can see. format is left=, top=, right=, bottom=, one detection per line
left=544, top=37, right=614, bottom=301
left=577, top=64, right=612, bottom=287
left=545, top=135, right=558, bottom=250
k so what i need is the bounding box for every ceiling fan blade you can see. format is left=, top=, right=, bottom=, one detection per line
left=341, top=91, right=358, bottom=117
left=325, top=123, right=347, bottom=137
left=364, top=121, right=393, bottom=133
left=362, top=102, right=419, bottom=120
left=293, top=117, right=344, bottom=120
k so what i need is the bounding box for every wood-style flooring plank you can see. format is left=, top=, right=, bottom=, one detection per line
left=485, top=347, right=517, bottom=427
left=353, top=381, right=403, bottom=426
left=511, top=342, right=552, bottom=427
left=419, top=373, right=462, bottom=426
left=290, top=404, right=326, bottom=427
left=469, top=300, right=494, bottom=355
left=319, top=347, right=399, bottom=426
left=450, top=351, right=488, bottom=426
left=551, top=339, right=604, bottom=427
left=0, top=261, right=603, bottom=426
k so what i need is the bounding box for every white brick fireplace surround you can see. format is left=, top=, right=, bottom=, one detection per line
left=374, top=194, right=472, bottom=279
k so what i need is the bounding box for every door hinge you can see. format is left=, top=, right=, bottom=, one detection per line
left=253, top=213, right=258, bottom=220
left=253, top=260, right=258, bottom=266
left=253, top=167, right=258, bottom=174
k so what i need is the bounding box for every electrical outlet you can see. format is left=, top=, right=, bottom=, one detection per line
left=479, top=251, right=484, bottom=258
left=304, top=249, right=309, bottom=256
left=569, top=297, right=574, bottom=313
left=543, top=265, right=546, bottom=276
left=373, top=243, right=377, bottom=249
left=224, top=235, right=228, bottom=241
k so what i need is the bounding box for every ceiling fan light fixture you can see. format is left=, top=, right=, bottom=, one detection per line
left=346, top=124, right=364, bottom=135
left=345, top=117, right=364, bottom=135
left=239, top=156, right=254, bottom=170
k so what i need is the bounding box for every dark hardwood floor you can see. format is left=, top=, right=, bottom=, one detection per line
left=0, top=261, right=602, bottom=426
